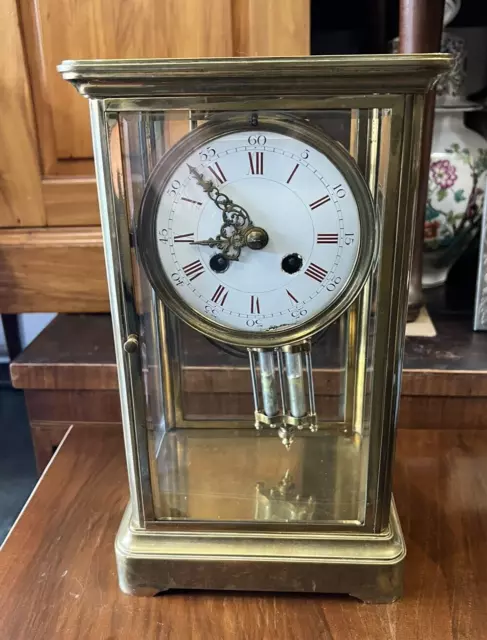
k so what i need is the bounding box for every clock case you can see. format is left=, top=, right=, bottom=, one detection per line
left=60, top=55, right=450, bottom=602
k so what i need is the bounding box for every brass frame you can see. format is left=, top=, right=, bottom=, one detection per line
left=61, top=54, right=451, bottom=601
left=344, top=107, right=381, bottom=434
left=59, top=54, right=450, bottom=97
left=115, top=499, right=405, bottom=601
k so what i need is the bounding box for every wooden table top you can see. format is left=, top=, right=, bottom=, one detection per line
left=1, top=425, right=487, bottom=640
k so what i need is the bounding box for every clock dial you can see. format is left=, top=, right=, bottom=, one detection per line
left=138, top=118, right=376, bottom=346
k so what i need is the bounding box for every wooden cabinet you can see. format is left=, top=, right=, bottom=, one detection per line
left=0, top=0, right=44, bottom=229
left=0, top=0, right=309, bottom=312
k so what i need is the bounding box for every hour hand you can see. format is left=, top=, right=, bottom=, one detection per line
left=191, top=235, right=240, bottom=260
left=191, top=236, right=222, bottom=249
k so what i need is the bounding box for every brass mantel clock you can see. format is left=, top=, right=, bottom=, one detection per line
left=60, top=54, right=449, bottom=602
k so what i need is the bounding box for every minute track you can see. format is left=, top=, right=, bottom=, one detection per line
left=169, top=144, right=347, bottom=321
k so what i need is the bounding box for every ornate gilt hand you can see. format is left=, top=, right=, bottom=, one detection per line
left=191, top=234, right=241, bottom=261
left=188, top=164, right=268, bottom=261
left=187, top=164, right=253, bottom=230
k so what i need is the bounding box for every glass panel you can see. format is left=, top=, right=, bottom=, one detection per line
left=118, top=104, right=390, bottom=527
left=157, top=429, right=363, bottom=523
left=120, top=113, right=167, bottom=454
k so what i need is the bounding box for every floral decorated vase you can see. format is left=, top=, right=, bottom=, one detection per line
left=422, top=31, right=487, bottom=289
left=423, top=112, right=487, bottom=288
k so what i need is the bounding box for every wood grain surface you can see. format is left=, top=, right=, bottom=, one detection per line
left=0, top=228, right=108, bottom=313
left=232, top=0, right=310, bottom=56
left=20, top=0, right=234, bottom=169
left=43, top=178, right=100, bottom=226
left=1, top=425, right=487, bottom=639
left=0, top=0, right=45, bottom=227
left=19, top=0, right=308, bottom=176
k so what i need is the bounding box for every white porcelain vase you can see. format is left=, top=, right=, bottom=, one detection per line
left=422, top=32, right=487, bottom=289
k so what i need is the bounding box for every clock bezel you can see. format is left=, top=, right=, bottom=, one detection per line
left=137, top=114, right=378, bottom=347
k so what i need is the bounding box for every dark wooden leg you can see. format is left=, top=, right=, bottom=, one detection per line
left=30, top=425, right=66, bottom=474
left=364, top=0, right=387, bottom=53
left=1, top=314, right=22, bottom=361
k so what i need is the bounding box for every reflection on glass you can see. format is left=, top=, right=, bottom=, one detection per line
left=156, top=429, right=365, bottom=525
left=255, top=470, right=316, bottom=521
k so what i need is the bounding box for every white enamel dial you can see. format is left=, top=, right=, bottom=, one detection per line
left=138, top=119, right=375, bottom=346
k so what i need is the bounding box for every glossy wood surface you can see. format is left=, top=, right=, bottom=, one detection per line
left=11, top=312, right=487, bottom=394
left=1, top=425, right=487, bottom=639
left=0, top=0, right=45, bottom=228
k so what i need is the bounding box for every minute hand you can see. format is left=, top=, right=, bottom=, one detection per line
left=187, top=164, right=253, bottom=229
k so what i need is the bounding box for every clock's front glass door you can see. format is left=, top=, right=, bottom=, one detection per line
left=117, top=106, right=390, bottom=528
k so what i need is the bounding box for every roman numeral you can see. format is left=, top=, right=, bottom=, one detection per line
left=310, top=195, right=331, bottom=210
left=183, top=259, right=205, bottom=281
left=208, top=162, right=226, bottom=184
left=250, top=295, right=260, bottom=314
left=287, top=163, right=299, bottom=184
left=211, top=285, right=228, bottom=306
left=286, top=289, right=299, bottom=304
left=248, top=151, right=264, bottom=175
left=305, top=263, right=328, bottom=283
left=317, top=233, right=338, bottom=244
left=174, top=233, right=195, bottom=243
left=180, top=197, right=202, bottom=206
